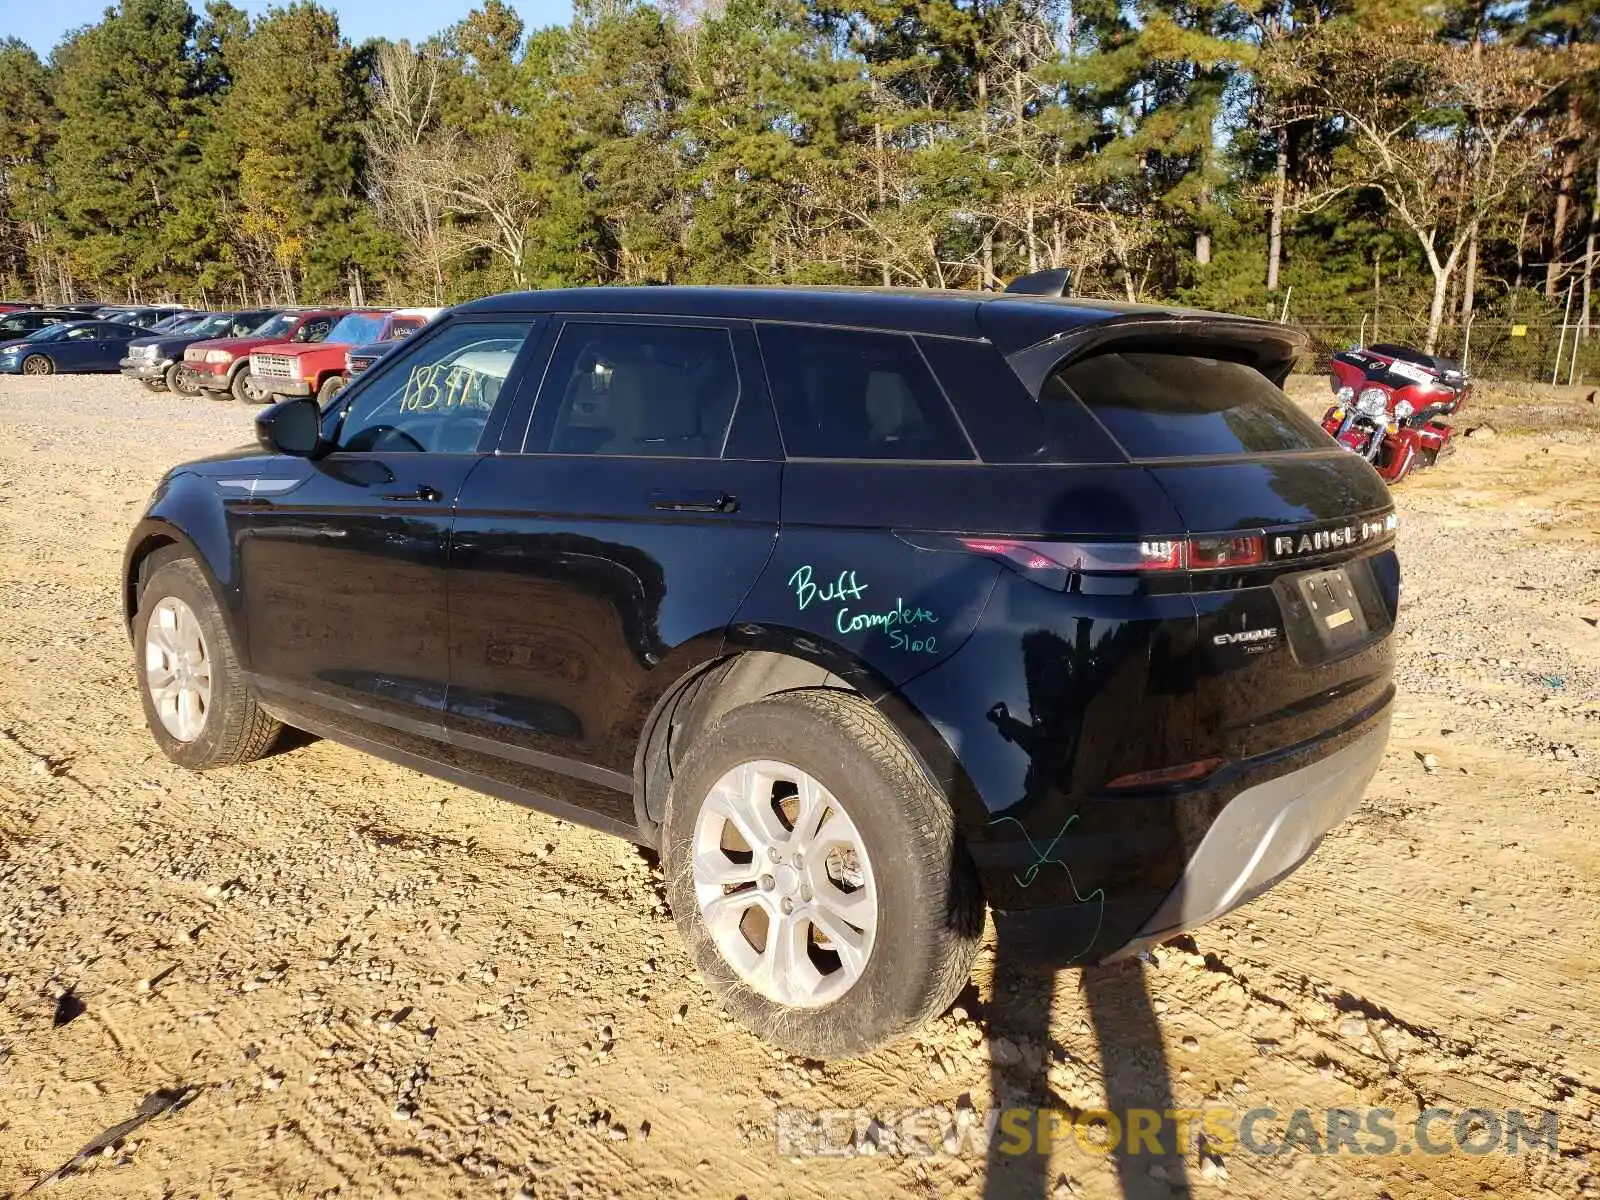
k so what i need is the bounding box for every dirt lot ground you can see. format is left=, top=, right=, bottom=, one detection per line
left=0, top=374, right=1597, bottom=1200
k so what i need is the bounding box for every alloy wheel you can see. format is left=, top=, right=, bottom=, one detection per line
left=144, top=596, right=213, bottom=742
left=22, top=356, right=51, bottom=376
left=691, top=760, right=878, bottom=1009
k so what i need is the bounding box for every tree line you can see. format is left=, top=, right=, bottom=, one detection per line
left=0, top=0, right=1595, bottom=353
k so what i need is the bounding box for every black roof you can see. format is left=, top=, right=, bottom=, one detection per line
left=454, top=285, right=1284, bottom=354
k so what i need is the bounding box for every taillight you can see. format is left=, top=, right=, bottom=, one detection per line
left=1186, top=535, right=1265, bottom=569
left=954, top=534, right=1263, bottom=584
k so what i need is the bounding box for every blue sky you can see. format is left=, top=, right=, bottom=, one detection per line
left=5, top=0, right=574, bottom=58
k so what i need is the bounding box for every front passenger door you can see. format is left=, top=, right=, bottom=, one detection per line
left=234, top=317, right=542, bottom=749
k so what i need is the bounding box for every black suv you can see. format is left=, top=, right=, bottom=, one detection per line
left=124, top=285, right=1397, bottom=1057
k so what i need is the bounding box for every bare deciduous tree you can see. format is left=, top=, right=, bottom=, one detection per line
left=366, top=42, right=460, bottom=303
left=1273, top=29, right=1580, bottom=351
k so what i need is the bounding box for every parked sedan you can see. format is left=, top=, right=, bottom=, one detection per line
left=0, top=320, right=145, bottom=374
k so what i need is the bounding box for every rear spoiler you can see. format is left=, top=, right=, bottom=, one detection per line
left=1001, top=314, right=1311, bottom=395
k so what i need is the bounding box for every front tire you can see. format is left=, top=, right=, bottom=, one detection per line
left=21, top=354, right=53, bottom=376
left=134, top=550, right=282, bottom=769
left=230, top=368, right=264, bottom=404
left=317, top=375, right=346, bottom=405
left=661, top=689, right=981, bottom=1059
left=166, top=363, right=198, bottom=396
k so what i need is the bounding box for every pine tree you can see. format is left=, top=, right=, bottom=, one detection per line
left=46, top=0, right=209, bottom=299
left=219, top=2, right=377, bottom=301
left=0, top=39, right=58, bottom=299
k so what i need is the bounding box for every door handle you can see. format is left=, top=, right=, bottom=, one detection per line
left=381, top=484, right=443, bottom=503
left=648, top=489, right=739, bottom=514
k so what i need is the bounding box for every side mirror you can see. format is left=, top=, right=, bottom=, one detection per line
left=256, top=398, right=323, bottom=458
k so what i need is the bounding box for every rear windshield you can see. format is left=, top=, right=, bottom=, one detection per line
left=1049, top=351, right=1329, bottom=458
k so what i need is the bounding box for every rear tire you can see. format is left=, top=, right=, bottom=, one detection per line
left=21, top=354, right=52, bottom=376
left=134, top=549, right=282, bottom=770
left=661, top=689, right=982, bottom=1059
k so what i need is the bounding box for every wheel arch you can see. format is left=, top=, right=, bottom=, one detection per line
left=632, top=643, right=982, bottom=854
left=123, top=495, right=245, bottom=661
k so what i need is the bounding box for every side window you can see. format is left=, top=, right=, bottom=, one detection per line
left=757, top=324, right=974, bottom=461
left=334, top=319, right=537, bottom=455
left=295, top=318, right=333, bottom=343
left=0, top=318, right=23, bottom=334
left=66, top=325, right=99, bottom=341
left=528, top=322, right=739, bottom=458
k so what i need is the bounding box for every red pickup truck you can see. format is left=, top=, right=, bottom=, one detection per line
left=247, top=308, right=440, bottom=404
left=185, top=309, right=353, bottom=403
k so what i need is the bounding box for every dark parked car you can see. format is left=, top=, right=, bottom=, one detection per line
left=124, top=284, right=1398, bottom=1058
left=122, top=309, right=279, bottom=395
left=144, top=312, right=211, bottom=335
left=0, top=319, right=145, bottom=374
left=93, top=304, right=192, bottom=328
left=0, top=309, right=84, bottom=339
left=342, top=339, right=395, bottom=379
left=339, top=309, right=441, bottom=379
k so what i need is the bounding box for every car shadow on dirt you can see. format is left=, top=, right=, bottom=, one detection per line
left=978, top=927, right=1192, bottom=1199
left=965, top=612, right=1193, bottom=1197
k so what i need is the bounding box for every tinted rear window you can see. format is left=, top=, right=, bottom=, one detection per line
left=1050, top=351, right=1329, bottom=457
left=757, top=324, right=974, bottom=461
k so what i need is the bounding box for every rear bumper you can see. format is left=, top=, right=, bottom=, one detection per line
left=988, top=699, right=1391, bottom=967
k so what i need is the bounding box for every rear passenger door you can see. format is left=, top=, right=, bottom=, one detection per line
left=443, top=316, right=782, bottom=821
left=728, top=324, right=1002, bottom=689
left=90, top=322, right=137, bottom=369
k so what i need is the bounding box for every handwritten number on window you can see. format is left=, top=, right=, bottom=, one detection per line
left=399, top=363, right=492, bottom=413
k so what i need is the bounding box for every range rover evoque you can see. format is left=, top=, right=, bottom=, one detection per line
left=124, top=281, right=1398, bottom=1058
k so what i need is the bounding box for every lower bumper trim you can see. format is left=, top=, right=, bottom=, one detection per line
left=1103, top=709, right=1391, bottom=962
left=988, top=705, right=1392, bottom=968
